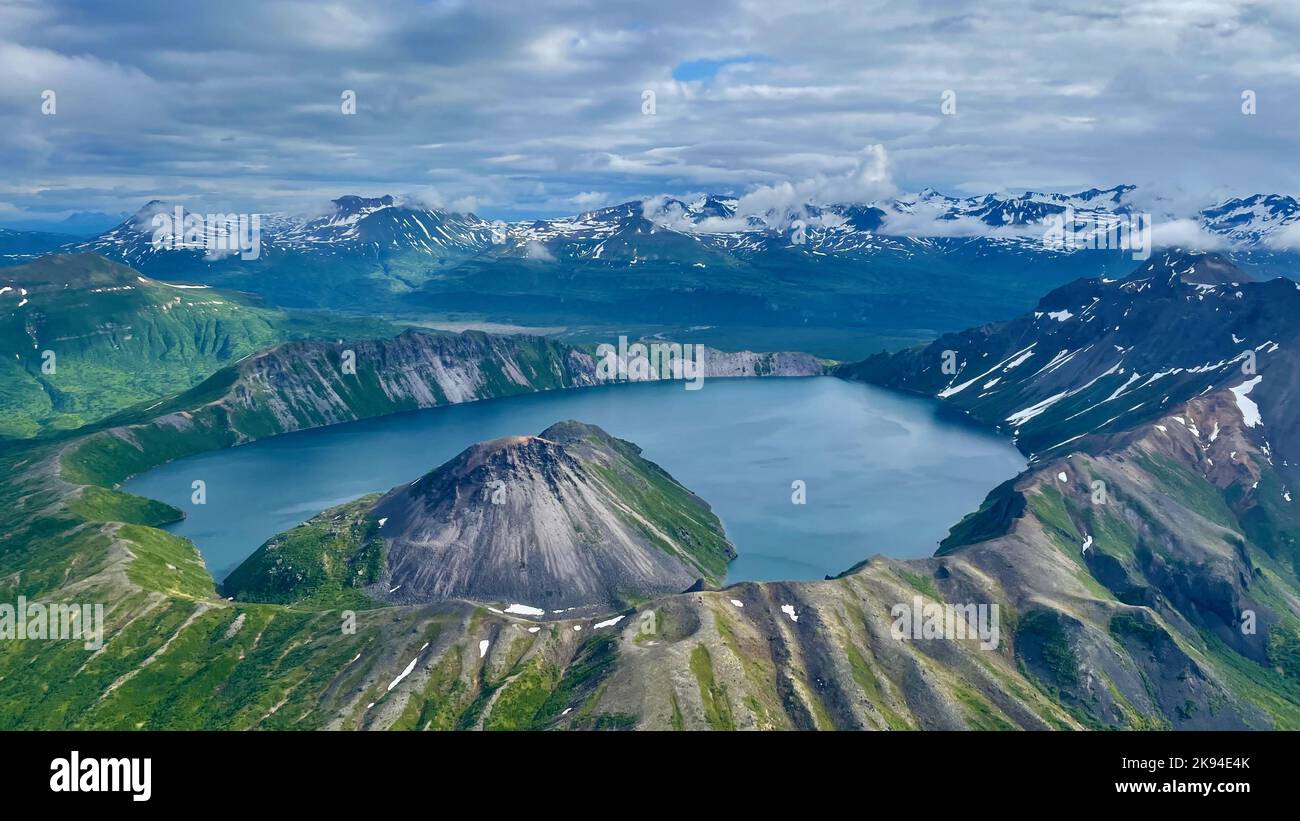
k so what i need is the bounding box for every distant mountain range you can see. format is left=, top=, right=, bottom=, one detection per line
left=1, top=186, right=1296, bottom=273
left=6, top=186, right=1300, bottom=364
left=38, top=185, right=1300, bottom=266
left=0, top=211, right=128, bottom=240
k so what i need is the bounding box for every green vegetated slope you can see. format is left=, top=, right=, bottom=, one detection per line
left=0, top=227, right=74, bottom=263
left=0, top=253, right=399, bottom=439
left=939, top=408, right=1300, bottom=730
left=0, top=435, right=1083, bottom=731
left=220, top=494, right=386, bottom=610
left=577, top=421, right=737, bottom=582
left=836, top=251, right=1300, bottom=729
left=0, top=315, right=1071, bottom=731
left=0, top=326, right=611, bottom=729
left=5, top=256, right=1300, bottom=728
left=5, top=404, right=1292, bottom=730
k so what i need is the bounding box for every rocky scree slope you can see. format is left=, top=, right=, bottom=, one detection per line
left=224, top=421, right=735, bottom=613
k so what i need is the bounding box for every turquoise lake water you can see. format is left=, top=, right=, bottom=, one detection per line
left=124, top=376, right=1025, bottom=584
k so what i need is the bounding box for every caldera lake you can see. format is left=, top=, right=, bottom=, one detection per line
left=123, top=376, right=1026, bottom=585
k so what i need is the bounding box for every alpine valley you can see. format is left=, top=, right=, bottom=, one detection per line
left=4, top=186, right=1300, bottom=731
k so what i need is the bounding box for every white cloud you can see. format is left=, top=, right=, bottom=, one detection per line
left=733, top=144, right=894, bottom=224
left=2, top=0, right=1299, bottom=222
left=523, top=239, right=556, bottom=261
left=571, top=191, right=608, bottom=209
left=1151, top=218, right=1229, bottom=251
left=644, top=144, right=894, bottom=232
left=1262, top=221, right=1300, bottom=250
left=395, top=189, right=445, bottom=211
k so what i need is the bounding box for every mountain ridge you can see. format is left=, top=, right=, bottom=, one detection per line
left=60, top=184, right=1300, bottom=266
left=0, top=253, right=399, bottom=438
left=835, top=250, right=1298, bottom=459
left=36, top=187, right=1297, bottom=366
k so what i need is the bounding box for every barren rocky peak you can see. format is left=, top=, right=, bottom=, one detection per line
left=402, top=422, right=614, bottom=490
left=362, top=420, right=734, bottom=612
left=446, top=434, right=558, bottom=476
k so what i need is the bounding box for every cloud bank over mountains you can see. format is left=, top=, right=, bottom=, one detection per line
left=3, top=0, right=1300, bottom=224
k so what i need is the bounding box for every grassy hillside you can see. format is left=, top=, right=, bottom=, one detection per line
left=220, top=494, right=386, bottom=609
left=0, top=254, right=399, bottom=438
left=2, top=298, right=1299, bottom=729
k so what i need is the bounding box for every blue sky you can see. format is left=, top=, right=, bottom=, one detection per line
left=672, top=55, right=773, bottom=82
left=1, top=0, right=1298, bottom=226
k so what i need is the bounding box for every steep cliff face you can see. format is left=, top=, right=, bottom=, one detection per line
left=223, top=333, right=825, bottom=434
left=53, top=330, right=599, bottom=490
left=213, top=330, right=603, bottom=436
left=64, top=330, right=825, bottom=490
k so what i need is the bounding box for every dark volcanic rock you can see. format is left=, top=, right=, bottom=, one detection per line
left=367, top=421, right=736, bottom=611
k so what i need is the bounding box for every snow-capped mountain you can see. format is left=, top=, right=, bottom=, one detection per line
left=515, top=184, right=1151, bottom=260
left=517, top=184, right=1300, bottom=259
left=1198, top=194, right=1300, bottom=248
left=66, top=185, right=1138, bottom=270
left=273, top=195, right=495, bottom=255
left=68, top=203, right=166, bottom=267
left=75, top=195, right=497, bottom=267
left=47, top=185, right=1300, bottom=334
left=838, top=249, right=1295, bottom=457
left=891, top=184, right=1139, bottom=227
left=65, top=184, right=1300, bottom=273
